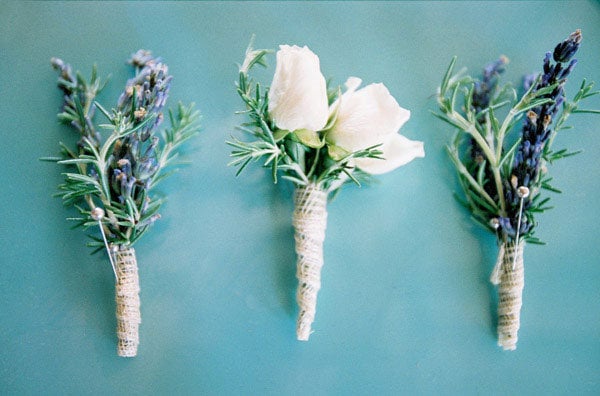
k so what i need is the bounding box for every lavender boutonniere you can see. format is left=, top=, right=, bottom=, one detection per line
left=435, top=30, right=599, bottom=350
left=46, top=50, right=201, bottom=357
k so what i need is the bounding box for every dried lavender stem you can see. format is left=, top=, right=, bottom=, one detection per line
left=115, top=246, right=141, bottom=357
left=293, top=183, right=327, bottom=341
left=496, top=240, right=524, bottom=351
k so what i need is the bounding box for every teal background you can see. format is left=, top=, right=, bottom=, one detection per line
left=2, top=1, right=599, bottom=394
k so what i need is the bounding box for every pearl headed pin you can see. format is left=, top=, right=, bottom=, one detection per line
left=91, top=207, right=118, bottom=280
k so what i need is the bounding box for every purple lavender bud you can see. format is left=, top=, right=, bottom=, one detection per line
left=89, top=168, right=98, bottom=181
left=472, top=56, right=508, bottom=114
left=128, top=49, right=155, bottom=68
left=51, top=57, right=76, bottom=95
left=543, top=52, right=552, bottom=74
left=498, top=217, right=516, bottom=238
left=554, top=95, right=565, bottom=110
left=553, top=29, right=582, bottom=63
left=558, top=59, right=578, bottom=80
left=71, top=120, right=82, bottom=133
left=514, top=152, right=523, bottom=166
left=136, top=159, right=154, bottom=180
left=118, top=158, right=132, bottom=176
left=125, top=176, right=136, bottom=198
left=143, top=136, right=159, bottom=157
left=523, top=140, right=531, bottom=156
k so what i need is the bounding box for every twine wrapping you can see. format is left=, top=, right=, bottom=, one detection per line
left=496, top=240, right=525, bottom=351
left=490, top=242, right=505, bottom=285
left=114, top=246, right=141, bottom=357
left=293, top=183, right=328, bottom=341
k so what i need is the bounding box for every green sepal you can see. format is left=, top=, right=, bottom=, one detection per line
left=273, top=129, right=291, bottom=142
left=327, top=144, right=350, bottom=161
left=293, top=129, right=324, bottom=149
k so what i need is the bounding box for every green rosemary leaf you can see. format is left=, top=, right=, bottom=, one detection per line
left=541, top=181, right=562, bottom=194
left=525, top=235, right=546, bottom=245
left=499, top=136, right=521, bottom=169
left=572, top=109, right=600, bottom=114
left=280, top=175, right=307, bottom=186
left=40, top=156, right=62, bottom=162
left=62, top=172, right=100, bottom=186
left=440, top=56, right=457, bottom=97
left=464, top=183, right=498, bottom=214
left=516, top=97, right=554, bottom=114
left=476, top=161, right=487, bottom=187
left=57, top=158, right=96, bottom=166
left=234, top=157, right=253, bottom=177
left=430, top=111, right=463, bottom=131
left=94, top=101, right=111, bottom=121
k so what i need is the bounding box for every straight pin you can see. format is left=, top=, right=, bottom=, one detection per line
left=91, top=207, right=118, bottom=281
left=513, top=186, right=530, bottom=270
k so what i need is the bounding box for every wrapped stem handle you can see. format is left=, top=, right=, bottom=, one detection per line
left=115, top=246, right=141, bottom=357
left=496, top=240, right=525, bottom=351
left=293, top=183, right=327, bottom=341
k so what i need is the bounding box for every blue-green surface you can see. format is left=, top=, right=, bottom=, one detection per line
left=1, top=1, right=599, bottom=394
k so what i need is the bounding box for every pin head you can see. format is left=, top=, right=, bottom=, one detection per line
left=517, top=186, right=530, bottom=198
left=490, top=218, right=500, bottom=230
left=91, top=207, right=105, bottom=221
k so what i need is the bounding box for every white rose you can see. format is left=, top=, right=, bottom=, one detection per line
left=327, top=77, right=424, bottom=174
left=268, top=45, right=329, bottom=132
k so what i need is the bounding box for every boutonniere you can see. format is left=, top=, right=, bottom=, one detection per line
left=46, top=50, right=201, bottom=356
left=435, top=30, right=598, bottom=350
left=229, top=39, right=424, bottom=340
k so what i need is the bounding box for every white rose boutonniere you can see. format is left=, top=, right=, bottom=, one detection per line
left=229, top=38, right=424, bottom=341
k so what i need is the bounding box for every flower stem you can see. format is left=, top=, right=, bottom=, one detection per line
left=293, top=183, right=327, bottom=341
left=496, top=240, right=524, bottom=351
left=114, top=245, right=141, bottom=357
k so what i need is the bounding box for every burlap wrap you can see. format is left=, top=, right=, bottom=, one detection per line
left=293, top=184, right=328, bottom=341
left=495, top=240, right=525, bottom=351
left=114, top=246, right=141, bottom=357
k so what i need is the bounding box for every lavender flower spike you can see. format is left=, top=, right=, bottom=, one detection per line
left=502, top=30, right=582, bottom=241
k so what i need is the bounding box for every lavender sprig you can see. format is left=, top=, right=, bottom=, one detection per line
left=500, top=30, right=581, bottom=241
left=469, top=56, right=509, bottom=201
left=116, top=50, right=172, bottom=138
left=50, top=57, right=106, bottom=151
left=435, top=30, right=598, bottom=243
left=48, top=50, right=200, bottom=248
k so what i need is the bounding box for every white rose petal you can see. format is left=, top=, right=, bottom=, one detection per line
left=328, top=78, right=423, bottom=175
left=268, top=45, right=329, bottom=132
left=355, top=134, right=425, bottom=175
